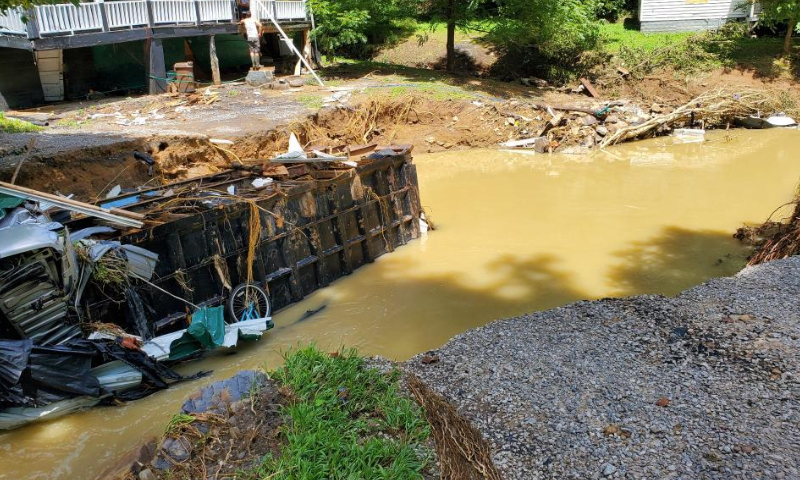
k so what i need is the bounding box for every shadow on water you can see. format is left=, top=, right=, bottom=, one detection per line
left=274, top=252, right=589, bottom=358
left=606, top=226, right=749, bottom=298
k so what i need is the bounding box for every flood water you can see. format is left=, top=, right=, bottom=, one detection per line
left=2, top=129, right=800, bottom=479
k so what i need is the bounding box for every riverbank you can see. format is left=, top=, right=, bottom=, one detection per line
left=406, top=255, right=800, bottom=479
left=130, top=254, right=800, bottom=480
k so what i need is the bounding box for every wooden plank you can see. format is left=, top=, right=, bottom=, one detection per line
left=0, top=180, right=144, bottom=227
left=209, top=35, right=221, bottom=86
left=579, top=77, right=600, bottom=98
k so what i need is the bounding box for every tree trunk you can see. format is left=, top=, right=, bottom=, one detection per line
left=784, top=18, right=796, bottom=54
left=446, top=0, right=456, bottom=72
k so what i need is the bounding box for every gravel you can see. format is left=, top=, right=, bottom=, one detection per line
left=406, top=256, right=800, bottom=479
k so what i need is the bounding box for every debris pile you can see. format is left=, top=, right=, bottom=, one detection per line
left=736, top=189, right=800, bottom=266
left=501, top=88, right=791, bottom=154
left=0, top=139, right=423, bottom=430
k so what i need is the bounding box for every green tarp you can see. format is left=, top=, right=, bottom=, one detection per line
left=168, top=306, right=226, bottom=361
left=0, top=194, right=24, bottom=221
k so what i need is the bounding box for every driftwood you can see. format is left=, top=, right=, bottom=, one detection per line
left=599, top=88, right=777, bottom=148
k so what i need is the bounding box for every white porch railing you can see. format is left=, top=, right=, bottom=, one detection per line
left=198, top=0, right=233, bottom=22
left=106, top=1, right=149, bottom=29
left=0, top=7, right=27, bottom=35
left=0, top=0, right=307, bottom=38
left=252, top=0, right=307, bottom=21
left=152, top=0, right=196, bottom=24
left=36, top=3, right=104, bottom=35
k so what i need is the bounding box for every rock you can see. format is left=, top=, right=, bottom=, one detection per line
left=596, top=126, right=609, bottom=137
left=270, top=80, right=291, bottom=91
left=521, top=77, right=549, bottom=88
left=656, top=397, right=670, bottom=407
left=245, top=70, right=273, bottom=86
left=603, top=424, right=618, bottom=436
left=139, top=469, right=156, bottom=480
left=288, top=78, right=305, bottom=88
left=507, top=117, right=516, bottom=126
left=160, top=436, right=191, bottom=463
left=582, top=116, right=599, bottom=126
left=425, top=136, right=436, bottom=144
left=601, top=463, right=617, bottom=476
left=605, top=115, right=619, bottom=124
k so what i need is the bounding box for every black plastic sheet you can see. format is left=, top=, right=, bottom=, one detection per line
left=0, top=339, right=31, bottom=406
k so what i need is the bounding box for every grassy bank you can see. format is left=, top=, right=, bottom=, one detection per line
left=247, top=347, right=431, bottom=479
left=0, top=113, right=41, bottom=134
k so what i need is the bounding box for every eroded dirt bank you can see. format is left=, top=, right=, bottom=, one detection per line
left=406, top=256, right=800, bottom=480
left=1, top=89, right=782, bottom=200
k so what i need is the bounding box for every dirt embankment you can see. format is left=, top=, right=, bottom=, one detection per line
left=1, top=79, right=792, bottom=200
left=1, top=95, right=532, bottom=199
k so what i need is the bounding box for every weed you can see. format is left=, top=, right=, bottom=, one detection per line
left=0, top=113, right=42, bottom=133
left=55, top=118, right=82, bottom=128
left=227, top=89, right=241, bottom=97
left=245, top=345, right=430, bottom=480
left=297, top=94, right=324, bottom=110
left=165, top=413, right=195, bottom=435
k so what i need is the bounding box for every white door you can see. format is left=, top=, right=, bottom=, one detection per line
left=35, top=49, right=64, bottom=102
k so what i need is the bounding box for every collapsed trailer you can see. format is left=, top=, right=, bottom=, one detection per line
left=0, top=146, right=423, bottom=429
left=83, top=146, right=423, bottom=332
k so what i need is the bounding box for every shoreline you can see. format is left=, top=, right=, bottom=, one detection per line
left=405, top=256, right=800, bottom=479
left=127, top=255, right=800, bottom=479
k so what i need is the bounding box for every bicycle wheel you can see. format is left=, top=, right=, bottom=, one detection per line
left=227, top=283, right=271, bottom=323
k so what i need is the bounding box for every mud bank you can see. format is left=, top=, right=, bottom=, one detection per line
left=3, top=90, right=781, bottom=199
left=406, top=256, right=800, bottom=479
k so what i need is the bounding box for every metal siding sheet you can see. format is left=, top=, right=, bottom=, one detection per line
left=639, top=0, right=751, bottom=21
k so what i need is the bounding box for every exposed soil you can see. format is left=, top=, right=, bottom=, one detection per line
left=3, top=60, right=799, bottom=202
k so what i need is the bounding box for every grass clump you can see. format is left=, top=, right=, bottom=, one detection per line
left=0, top=112, right=42, bottom=133
left=297, top=94, right=324, bottom=110
left=249, top=345, right=430, bottom=480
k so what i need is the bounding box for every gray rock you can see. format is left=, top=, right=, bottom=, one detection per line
left=245, top=70, right=274, bottom=86
left=602, top=463, right=617, bottom=476
left=139, top=469, right=156, bottom=480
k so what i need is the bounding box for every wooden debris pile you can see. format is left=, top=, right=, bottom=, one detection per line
left=502, top=88, right=786, bottom=154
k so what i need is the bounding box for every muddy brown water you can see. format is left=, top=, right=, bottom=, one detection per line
left=2, top=129, right=800, bottom=480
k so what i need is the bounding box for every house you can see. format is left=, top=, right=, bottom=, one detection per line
left=0, top=0, right=314, bottom=108
left=639, top=0, right=760, bottom=33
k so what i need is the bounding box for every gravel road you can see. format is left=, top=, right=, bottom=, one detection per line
left=407, top=257, right=800, bottom=479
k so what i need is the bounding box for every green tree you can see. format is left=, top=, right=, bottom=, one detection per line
left=420, top=0, right=485, bottom=72
left=758, top=0, right=800, bottom=54
left=308, top=0, right=414, bottom=58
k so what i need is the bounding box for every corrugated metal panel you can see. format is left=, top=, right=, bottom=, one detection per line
left=640, top=0, right=755, bottom=22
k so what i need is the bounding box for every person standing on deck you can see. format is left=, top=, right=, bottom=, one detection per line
left=241, top=13, right=263, bottom=69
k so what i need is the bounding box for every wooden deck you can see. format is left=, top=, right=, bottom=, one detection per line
left=0, top=0, right=309, bottom=50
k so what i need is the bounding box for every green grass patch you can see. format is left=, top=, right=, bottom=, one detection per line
left=297, top=94, right=324, bottom=110
left=0, top=113, right=42, bottom=133
left=600, top=21, right=692, bottom=53
left=247, top=346, right=430, bottom=480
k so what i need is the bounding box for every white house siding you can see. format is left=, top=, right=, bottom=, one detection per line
left=639, top=0, right=760, bottom=32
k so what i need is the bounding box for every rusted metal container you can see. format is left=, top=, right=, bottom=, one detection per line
left=173, top=61, right=196, bottom=93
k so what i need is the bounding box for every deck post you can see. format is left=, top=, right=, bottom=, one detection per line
left=146, top=37, right=168, bottom=94
left=293, top=28, right=310, bottom=76
left=145, top=0, right=155, bottom=27
left=193, top=0, right=202, bottom=26
left=25, top=9, right=39, bottom=40
left=98, top=1, right=110, bottom=33
left=210, top=35, right=221, bottom=85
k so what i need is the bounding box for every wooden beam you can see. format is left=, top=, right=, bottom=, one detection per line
left=210, top=35, right=221, bottom=86
left=147, top=37, right=167, bottom=94
left=31, top=23, right=239, bottom=50
left=0, top=35, right=32, bottom=50
left=0, top=181, right=144, bottom=228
